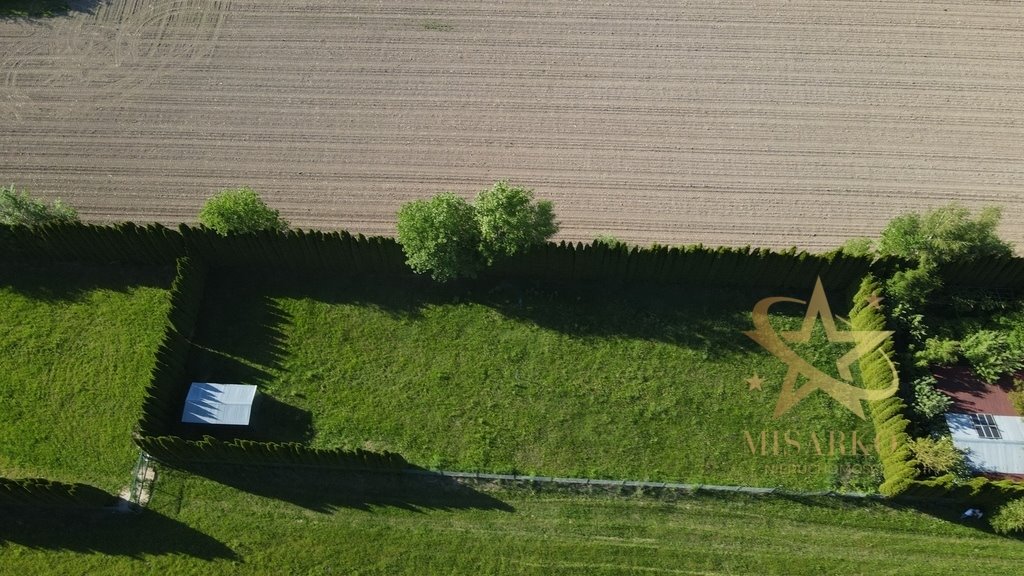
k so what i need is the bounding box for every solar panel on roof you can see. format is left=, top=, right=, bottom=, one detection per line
left=970, top=413, right=1002, bottom=440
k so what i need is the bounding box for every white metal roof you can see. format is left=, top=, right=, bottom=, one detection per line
left=946, top=413, right=1024, bottom=474
left=181, top=382, right=258, bottom=426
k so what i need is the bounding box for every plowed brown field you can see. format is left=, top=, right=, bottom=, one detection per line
left=2, top=1, right=1023, bottom=250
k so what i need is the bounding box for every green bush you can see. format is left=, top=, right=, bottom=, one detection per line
left=396, top=192, right=482, bottom=282
left=198, top=187, right=288, bottom=235
left=885, top=261, right=940, bottom=307
left=594, top=234, right=627, bottom=250
left=474, top=181, right=558, bottom=263
left=837, top=237, right=874, bottom=257
left=1009, top=379, right=1024, bottom=417
left=961, top=330, right=1023, bottom=384
left=876, top=204, right=1012, bottom=265
left=910, top=376, right=953, bottom=422
left=914, top=338, right=959, bottom=368
left=0, top=185, right=78, bottom=226
left=990, top=498, right=1024, bottom=534
left=397, top=182, right=559, bottom=282
left=908, top=436, right=967, bottom=477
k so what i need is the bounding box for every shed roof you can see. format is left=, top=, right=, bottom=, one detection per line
left=181, top=382, right=258, bottom=426
left=946, top=413, right=1024, bottom=474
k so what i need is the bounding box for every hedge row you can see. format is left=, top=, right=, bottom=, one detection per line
left=137, top=435, right=406, bottom=471
left=136, top=257, right=207, bottom=437
left=0, top=222, right=183, bottom=264
left=938, top=255, right=1024, bottom=290
left=178, top=226, right=413, bottom=273
left=2, top=222, right=890, bottom=287
left=490, top=242, right=879, bottom=287
left=0, top=478, right=114, bottom=508
left=901, top=475, right=1024, bottom=506
left=850, top=275, right=918, bottom=497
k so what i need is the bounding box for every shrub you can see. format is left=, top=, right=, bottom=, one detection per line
left=594, top=235, right=627, bottom=250
left=910, top=376, right=953, bottom=422
left=474, top=181, right=558, bottom=263
left=396, top=192, right=482, bottom=282
left=837, top=237, right=874, bottom=257
left=908, top=436, right=967, bottom=477
left=1009, top=379, right=1024, bottom=417
left=961, top=330, right=1023, bottom=384
left=198, top=187, right=288, bottom=235
left=914, top=338, right=960, bottom=368
left=885, top=261, right=940, bottom=307
left=876, top=204, right=1012, bottom=265
left=990, top=498, right=1024, bottom=534
left=0, top=185, right=78, bottom=226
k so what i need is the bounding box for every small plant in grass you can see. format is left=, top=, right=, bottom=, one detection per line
left=396, top=192, right=482, bottom=282
left=991, top=498, right=1024, bottom=534
left=198, top=187, right=288, bottom=235
left=960, top=330, right=1023, bottom=384
left=910, top=376, right=953, bottom=422
left=0, top=184, right=78, bottom=226
left=908, top=435, right=967, bottom=478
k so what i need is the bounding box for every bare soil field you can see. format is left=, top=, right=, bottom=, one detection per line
left=2, top=0, right=1023, bottom=250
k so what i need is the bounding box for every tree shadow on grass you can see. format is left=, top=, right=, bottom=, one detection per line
left=198, top=268, right=821, bottom=361
left=174, top=392, right=314, bottom=444
left=0, top=506, right=238, bottom=560
left=0, top=262, right=173, bottom=302
left=771, top=491, right=1024, bottom=539
left=187, top=272, right=291, bottom=387
left=170, top=464, right=515, bottom=514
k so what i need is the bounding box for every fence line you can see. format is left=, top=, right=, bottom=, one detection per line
left=402, top=468, right=878, bottom=499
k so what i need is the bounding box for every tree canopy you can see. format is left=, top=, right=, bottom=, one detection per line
left=198, top=187, right=288, bottom=235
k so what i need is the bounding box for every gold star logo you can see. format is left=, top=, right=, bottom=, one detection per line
left=865, top=293, right=884, bottom=309
left=744, top=278, right=899, bottom=419
left=746, top=374, right=764, bottom=391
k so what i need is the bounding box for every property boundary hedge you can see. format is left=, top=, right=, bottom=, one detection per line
left=0, top=222, right=183, bottom=264
left=136, top=435, right=406, bottom=470
left=0, top=478, right=114, bottom=508
left=2, top=222, right=890, bottom=287
left=938, top=255, right=1024, bottom=290
left=489, top=242, right=879, bottom=287
left=136, top=256, right=207, bottom=437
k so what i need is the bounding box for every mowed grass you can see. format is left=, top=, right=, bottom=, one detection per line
left=1, top=467, right=1023, bottom=575
left=0, top=262, right=172, bottom=492
left=189, top=271, right=876, bottom=491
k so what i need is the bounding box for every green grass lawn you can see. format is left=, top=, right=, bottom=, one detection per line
left=0, top=262, right=171, bottom=492
left=187, top=271, right=876, bottom=491
left=1, top=466, right=1022, bottom=575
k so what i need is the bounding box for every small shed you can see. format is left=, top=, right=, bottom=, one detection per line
left=946, top=413, right=1024, bottom=474
left=181, top=382, right=260, bottom=427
